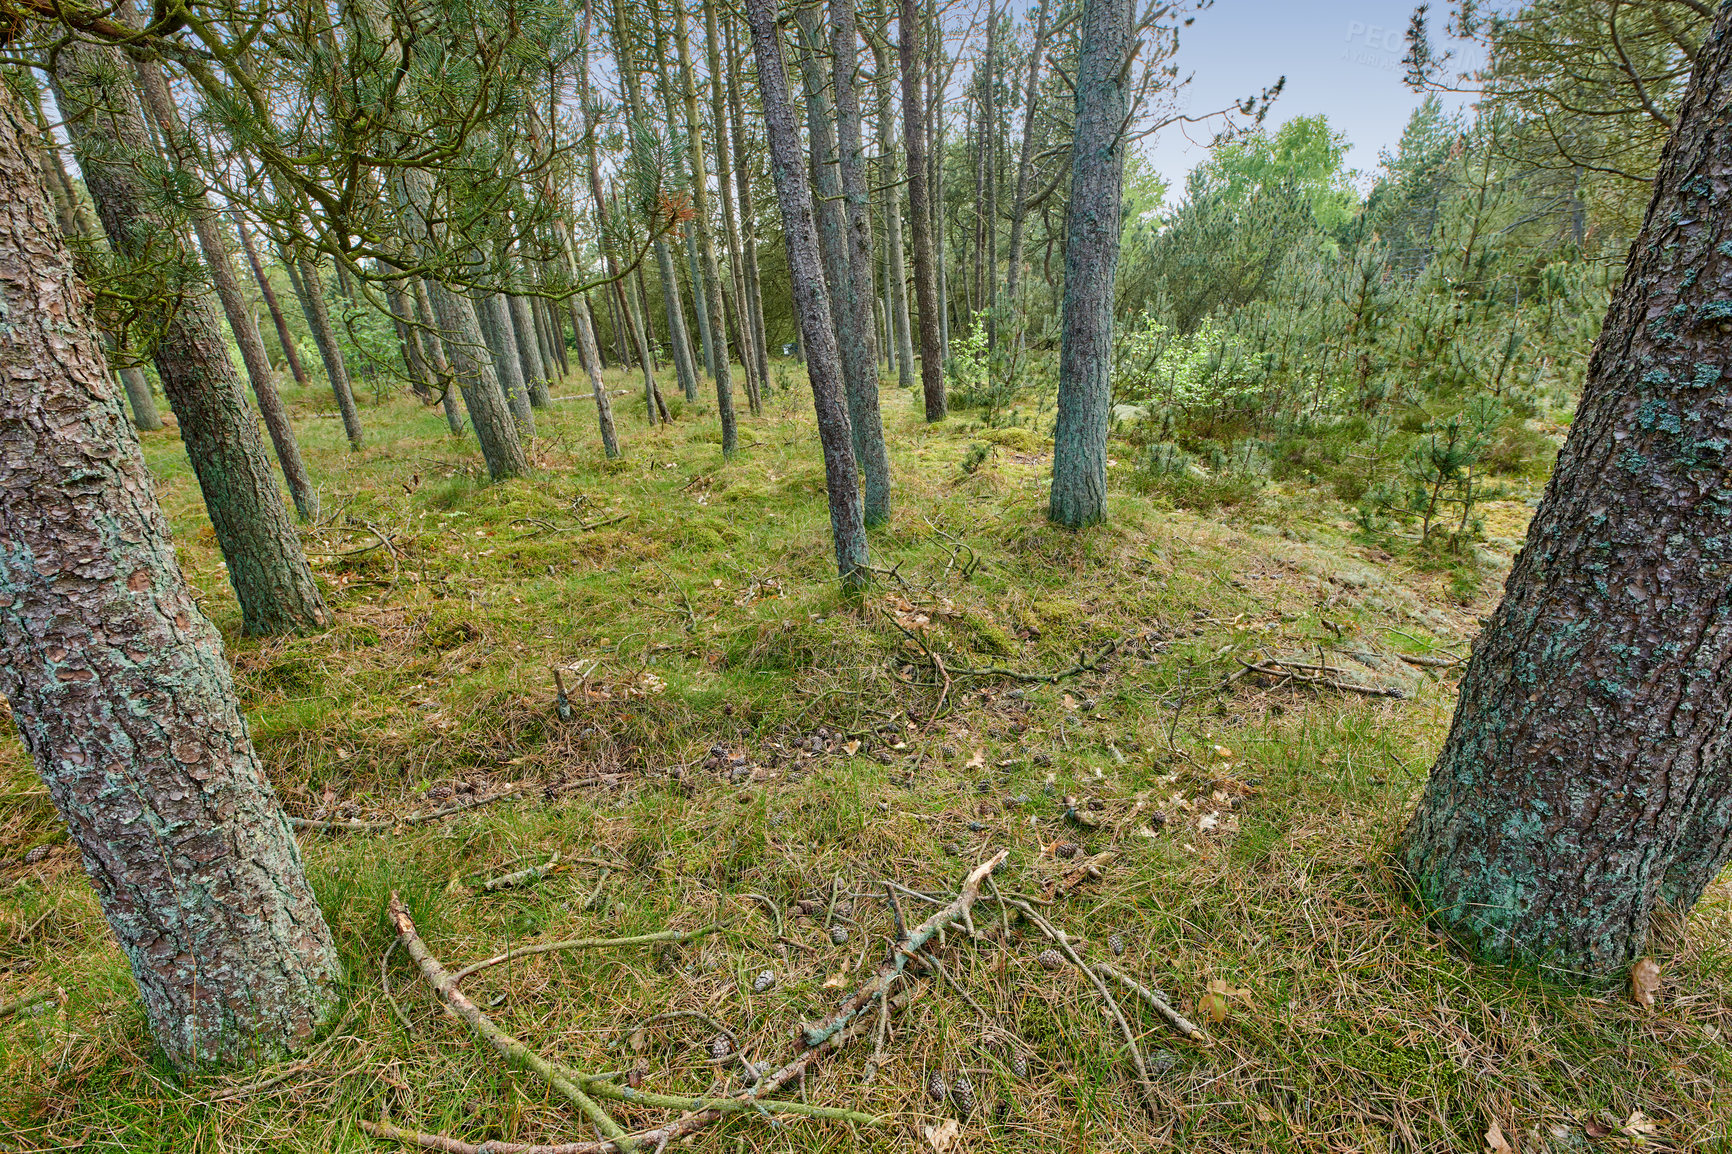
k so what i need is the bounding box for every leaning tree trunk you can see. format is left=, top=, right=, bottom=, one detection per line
left=706, top=0, right=763, bottom=415
left=118, top=366, right=163, bottom=431
left=133, top=56, right=318, bottom=522
left=1004, top=0, right=1049, bottom=310
left=53, top=39, right=330, bottom=635
left=724, top=15, right=773, bottom=392
left=746, top=0, right=869, bottom=591
left=0, top=82, right=342, bottom=1068
left=1048, top=0, right=1132, bottom=528
left=289, top=255, right=365, bottom=451
left=234, top=214, right=310, bottom=387
left=409, top=276, right=467, bottom=435
left=899, top=0, right=946, bottom=421
left=1402, top=0, right=1732, bottom=980
left=872, top=22, right=917, bottom=394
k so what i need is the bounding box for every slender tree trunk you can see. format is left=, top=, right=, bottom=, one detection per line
left=478, top=290, right=534, bottom=435
left=926, top=2, right=951, bottom=360
left=0, top=87, right=342, bottom=1069
left=383, top=275, right=434, bottom=401
left=745, top=0, right=869, bottom=590
left=1048, top=0, right=1133, bottom=528
left=872, top=23, right=917, bottom=394
left=410, top=277, right=466, bottom=435
left=133, top=56, right=318, bottom=522
left=234, top=215, right=310, bottom=387
left=827, top=0, right=892, bottom=525
left=900, top=0, right=946, bottom=420
left=983, top=1, right=999, bottom=354
left=53, top=40, right=330, bottom=634
left=707, top=0, right=762, bottom=415
left=672, top=0, right=739, bottom=456
left=508, top=292, right=551, bottom=408
left=289, top=255, right=365, bottom=451
left=611, top=0, right=701, bottom=402
left=725, top=16, right=773, bottom=393
left=118, top=366, right=163, bottom=430
left=1403, top=1, right=1732, bottom=979
left=1004, top=0, right=1049, bottom=309
left=574, top=296, right=621, bottom=458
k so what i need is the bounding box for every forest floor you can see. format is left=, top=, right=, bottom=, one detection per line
left=2, top=362, right=1729, bottom=1154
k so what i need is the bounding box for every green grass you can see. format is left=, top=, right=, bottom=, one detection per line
left=1, top=360, right=1728, bottom=1153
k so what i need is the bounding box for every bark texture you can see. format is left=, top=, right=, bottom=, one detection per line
left=1402, top=0, right=1732, bottom=978
left=54, top=39, right=330, bottom=634
left=899, top=0, right=946, bottom=420
left=872, top=23, right=917, bottom=394
left=746, top=0, right=869, bottom=590
left=291, top=256, right=365, bottom=451
left=234, top=215, right=310, bottom=387
left=1048, top=0, right=1133, bottom=528
left=0, top=84, right=341, bottom=1068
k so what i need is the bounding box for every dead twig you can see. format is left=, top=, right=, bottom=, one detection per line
left=800, top=850, right=1007, bottom=1048
left=290, top=784, right=528, bottom=832
left=1238, top=660, right=1405, bottom=699
left=480, top=853, right=560, bottom=893
left=1096, top=962, right=1207, bottom=1042
left=449, top=925, right=719, bottom=987
left=0, top=988, right=54, bottom=1021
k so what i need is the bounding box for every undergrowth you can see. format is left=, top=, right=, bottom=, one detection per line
left=0, top=362, right=1726, bottom=1153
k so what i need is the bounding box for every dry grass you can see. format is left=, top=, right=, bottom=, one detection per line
left=0, top=362, right=1728, bottom=1153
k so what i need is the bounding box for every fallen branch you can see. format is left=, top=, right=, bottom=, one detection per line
left=1097, top=963, right=1207, bottom=1042
left=1396, top=652, right=1461, bottom=668
left=0, top=988, right=54, bottom=1021
left=386, top=895, right=628, bottom=1144
left=291, top=785, right=527, bottom=833
left=1238, top=660, right=1405, bottom=699
left=449, top=925, right=719, bottom=987
left=800, top=849, right=1007, bottom=1048
left=480, top=853, right=560, bottom=893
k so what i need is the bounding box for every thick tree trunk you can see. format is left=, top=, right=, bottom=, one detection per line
left=672, top=0, right=740, bottom=456
left=410, top=277, right=467, bottom=435
left=1401, top=1, right=1732, bottom=980
left=746, top=0, right=869, bottom=589
left=508, top=292, right=552, bottom=408
left=54, top=40, right=330, bottom=635
left=118, top=366, right=163, bottom=431
left=872, top=24, right=917, bottom=394
left=0, top=85, right=342, bottom=1070
left=1048, top=0, right=1132, bottom=528
left=478, top=290, right=534, bottom=436
left=827, top=0, right=892, bottom=525
left=900, top=0, right=946, bottom=420
left=234, top=215, right=310, bottom=387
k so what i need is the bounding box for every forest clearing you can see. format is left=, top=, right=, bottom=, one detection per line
left=1, top=0, right=1730, bottom=1149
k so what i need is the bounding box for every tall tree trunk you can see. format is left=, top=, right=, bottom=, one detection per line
left=725, top=15, right=773, bottom=393
left=828, top=0, right=892, bottom=525
left=611, top=0, right=701, bottom=402
left=0, top=87, right=342, bottom=1068
left=926, top=1, right=951, bottom=360
left=289, top=255, right=365, bottom=451
left=410, top=276, right=467, bottom=435
left=672, top=0, right=740, bottom=456
left=508, top=292, right=552, bottom=408
left=234, top=214, right=310, bottom=387
left=478, top=290, right=534, bottom=435
left=53, top=40, right=331, bottom=635
left=745, top=0, right=869, bottom=590
left=1004, top=0, right=1049, bottom=309
left=131, top=60, right=317, bottom=522
left=383, top=275, right=434, bottom=401
left=707, top=0, right=763, bottom=415
left=1402, top=1, right=1732, bottom=979
left=872, top=22, right=917, bottom=394
left=983, top=1, right=999, bottom=354
left=900, top=0, right=946, bottom=420
left=118, top=366, right=163, bottom=431
left=1048, top=0, right=1132, bottom=528
left=574, top=296, right=621, bottom=458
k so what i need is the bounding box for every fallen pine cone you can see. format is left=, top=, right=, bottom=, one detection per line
left=926, top=1071, right=947, bottom=1102
left=829, top=924, right=849, bottom=945
left=1037, top=948, right=1065, bottom=972
left=1008, top=1051, right=1030, bottom=1079
left=752, top=969, right=776, bottom=993
left=951, top=1073, right=976, bottom=1117
left=708, top=1034, right=732, bottom=1060
left=1108, top=934, right=1125, bottom=956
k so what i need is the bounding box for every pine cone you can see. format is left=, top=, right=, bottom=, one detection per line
left=1108, top=934, right=1125, bottom=956
left=829, top=924, right=849, bottom=945
left=709, top=1034, right=733, bottom=1060
left=926, top=1071, right=947, bottom=1102
left=1008, top=1052, right=1030, bottom=1079
left=950, top=1073, right=976, bottom=1117
left=1054, top=841, right=1080, bottom=859
left=1037, top=948, right=1064, bottom=972
left=752, top=969, right=776, bottom=993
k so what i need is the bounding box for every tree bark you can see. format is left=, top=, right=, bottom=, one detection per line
left=53, top=40, right=330, bottom=634
left=410, top=276, right=467, bottom=435
left=724, top=15, right=773, bottom=393
left=1401, top=1, right=1732, bottom=980
left=478, top=290, right=534, bottom=436
left=827, top=0, right=893, bottom=525
left=234, top=214, right=310, bottom=387
left=745, top=0, right=870, bottom=590
left=0, top=84, right=342, bottom=1069
left=900, top=0, right=947, bottom=420
left=290, top=255, right=365, bottom=451
left=508, top=292, right=552, bottom=408
left=1004, top=0, right=1049, bottom=310
left=707, top=0, right=763, bottom=416
left=1048, top=0, right=1133, bottom=528
left=118, top=366, right=163, bottom=431
left=575, top=296, right=621, bottom=458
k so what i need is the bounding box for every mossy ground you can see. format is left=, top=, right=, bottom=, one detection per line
left=2, top=361, right=1728, bottom=1153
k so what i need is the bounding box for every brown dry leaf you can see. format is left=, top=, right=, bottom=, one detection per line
left=1207, top=978, right=1253, bottom=1001
left=923, top=1118, right=961, bottom=1154
left=965, top=749, right=986, bottom=769
left=1623, top=1111, right=1659, bottom=1140
left=1061, top=693, right=1079, bottom=711
left=1629, top=958, right=1662, bottom=1008
left=1484, top=1119, right=1513, bottom=1154
left=843, top=740, right=861, bottom=757
left=822, top=972, right=847, bottom=989
left=1583, top=1116, right=1612, bottom=1140
left=1198, top=991, right=1230, bottom=1023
